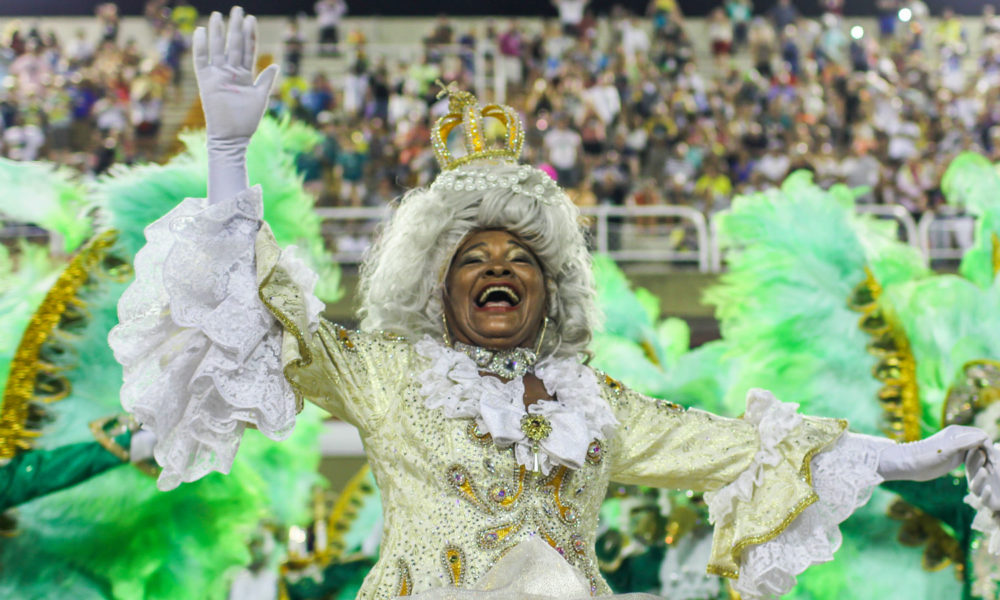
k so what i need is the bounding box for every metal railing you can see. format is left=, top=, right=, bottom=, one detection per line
left=1, top=204, right=972, bottom=273
left=708, top=204, right=922, bottom=273
left=855, top=204, right=921, bottom=247
left=316, top=204, right=712, bottom=271
left=917, top=207, right=976, bottom=261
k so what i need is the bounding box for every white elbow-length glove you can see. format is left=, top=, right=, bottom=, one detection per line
left=193, top=6, right=279, bottom=205
left=874, top=424, right=1000, bottom=551
left=876, top=425, right=989, bottom=482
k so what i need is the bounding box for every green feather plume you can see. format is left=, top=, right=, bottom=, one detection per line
left=0, top=157, right=92, bottom=252
left=0, top=117, right=334, bottom=598
left=705, top=171, right=929, bottom=431
left=941, top=152, right=1000, bottom=288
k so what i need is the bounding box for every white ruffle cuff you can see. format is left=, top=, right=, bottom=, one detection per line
left=109, top=187, right=317, bottom=490
left=706, top=390, right=883, bottom=599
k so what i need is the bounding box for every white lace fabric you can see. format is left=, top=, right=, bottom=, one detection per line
left=704, top=389, right=882, bottom=599
left=414, top=338, right=619, bottom=474
left=731, top=432, right=883, bottom=598
left=109, top=187, right=312, bottom=491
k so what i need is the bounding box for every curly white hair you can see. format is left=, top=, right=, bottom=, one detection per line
left=358, top=164, right=596, bottom=358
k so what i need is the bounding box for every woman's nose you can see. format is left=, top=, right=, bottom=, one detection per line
left=485, top=263, right=512, bottom=277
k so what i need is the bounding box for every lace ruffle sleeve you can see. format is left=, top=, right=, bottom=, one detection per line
left=109, top=187, right=317, bottom=491
left=703, top=390, right=881, bottom=599
left=256, top=226, right=413, bottom=434
left=609, top=385, right=874, bottom=599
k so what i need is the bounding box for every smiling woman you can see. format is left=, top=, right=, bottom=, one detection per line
left=108, top=8, right=1000, bottom=600
left=358, top=159, right=596, bottom=361
left=444, top=229, right=548, bottom=352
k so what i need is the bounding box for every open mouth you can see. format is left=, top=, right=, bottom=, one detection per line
left=475, top=284, right=521, bottom=309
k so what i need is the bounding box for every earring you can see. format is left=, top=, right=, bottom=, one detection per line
left=534, top=316, right=549, bottom=355
left=442, top=312, right=453, bottom=347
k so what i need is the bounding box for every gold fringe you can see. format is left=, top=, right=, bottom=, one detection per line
left=325, top=463, right=377, bottom=561
left=708, top=419, right=847, bottom=579
left=0, top=230, right=119, bottom=459
left=991, top=232, right=1000, bottom=277
left=848, top=267, right=921, bottom=442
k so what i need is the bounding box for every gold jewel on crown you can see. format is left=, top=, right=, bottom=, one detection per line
left=431, top=81, right=525, bottom=170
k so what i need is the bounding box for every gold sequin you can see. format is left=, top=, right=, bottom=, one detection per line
left=441, top=546, right=465, bottom=585
left=396, top=559, right=412, bottom=596
left=1, top=230, right=118, bottom=459
left=467, top=420, right=493, bottom=445
left=848, top=267, right=921, bottom=441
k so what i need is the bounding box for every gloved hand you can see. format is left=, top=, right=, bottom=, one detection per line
left=877, top=425, right=989, bottom=482
left=193, top=6, right=279, bottom=204
left=129, top=429, right=158, bottom=464
left=967, top=442, right=1000, bottom=513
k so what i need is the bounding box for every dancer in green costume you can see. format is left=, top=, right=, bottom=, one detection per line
left=0, top=118, right=336, bottom=599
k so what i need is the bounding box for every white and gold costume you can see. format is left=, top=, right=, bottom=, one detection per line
left=110, top=186, right=888, bottom=599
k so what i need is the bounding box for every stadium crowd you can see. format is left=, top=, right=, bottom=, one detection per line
left=0, top=1, right=194, bottom=172
left=271, top=0, right=1000, bottom=231
left=3, top=1, right=1000, bottom=230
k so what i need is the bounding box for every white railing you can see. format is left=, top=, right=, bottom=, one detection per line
left=855, top=204, right=921, bottom=247
left=316, top=204, right=712, bottom=271
left=269, top=41, right=507, bottom=102
left=708, top=204, right=923, bottom=273
left=917, top=207, right=976, bottom=261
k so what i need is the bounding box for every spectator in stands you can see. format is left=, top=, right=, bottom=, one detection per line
left=707, top=8, right=733, bottom=69
left=337, top=132, right=369, bottom=207
left=282, top=17, right=306, bottom=74
left=895, top=153, right=936, bottom=217
left=553, top=0, right=588, bottom=38
left=315, top=0, right=347, bottom=56
left=544, top=114, right=582, bottom=187
left=499, top=21, right=524, bottom=89
left=769, top=0, right=800, bottom=33
left=96, top=3, right=120, bottom=43
left=172, top=1, right=199, bottom=38
left=302, top=73, right=334, bottom=121
left=725, top=0, right=752, bottom=49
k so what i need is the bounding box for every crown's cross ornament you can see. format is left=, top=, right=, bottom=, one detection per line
left=432, top=80, right=525, bottom=170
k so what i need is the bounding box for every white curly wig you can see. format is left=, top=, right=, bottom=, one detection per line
left=358, top=163, right=597, bottom=359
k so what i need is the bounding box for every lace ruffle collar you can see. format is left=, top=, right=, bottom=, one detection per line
left=415, top=337, right=618, bottom=474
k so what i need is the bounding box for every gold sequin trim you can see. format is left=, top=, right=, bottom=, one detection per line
left=601, top=373, right=623, bottom=396
left=446, top=464, right=489, bottom=511
left=0, top=230, right=118, bottom=459
left=992, top=232, right=1000, bottom=277
left=441, top=545, right=465, bottom=586
left=708, top=420, right=847, bottom=579
left=848, top=267, right=921, bottom=441
left=478, top=520, right=523, bottom=549
left=466, top=420, right=493, bottom=445
left=396, top=559, right=412, bottom=596
left=489, top=465, right=526, bottom=510
left=334, top=325, right=357, bottom=351
left=326, top=464, right=376, bottom=559
left=257, top=269, right=314, bottom=415
left=539, top=466, right=580, bottom=525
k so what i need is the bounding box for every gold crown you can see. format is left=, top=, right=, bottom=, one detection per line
left=431, top=81, right=525, bottom=170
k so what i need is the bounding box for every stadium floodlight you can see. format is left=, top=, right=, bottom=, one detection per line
left=899, top=7, right=913, bottom=22
left=851, top=26, right=864, bottom=40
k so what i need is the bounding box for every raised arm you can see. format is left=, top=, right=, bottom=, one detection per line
left=193, top=7, right=278, bottom=205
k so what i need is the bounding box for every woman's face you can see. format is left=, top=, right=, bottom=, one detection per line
left=444, top=229, right=547, bottom=351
